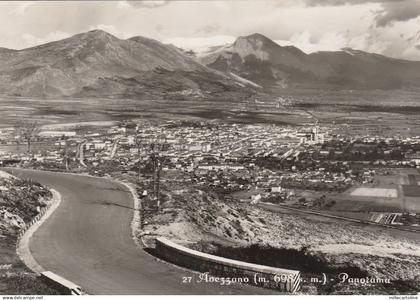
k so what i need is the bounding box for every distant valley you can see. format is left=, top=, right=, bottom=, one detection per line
left=1, top=30, right=420, bottom=131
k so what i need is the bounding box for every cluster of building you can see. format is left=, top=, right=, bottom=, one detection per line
left=1, top=122, right=420, bottom=205
left=370, top=212, right=420, bottom=226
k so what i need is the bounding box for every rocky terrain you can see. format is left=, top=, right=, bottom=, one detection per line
left=139, top=185, right=420, bottom=295
left=0, top=171, right=57, bottom=295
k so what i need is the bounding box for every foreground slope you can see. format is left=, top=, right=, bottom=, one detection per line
left=0, top=171, right=57, bottom=295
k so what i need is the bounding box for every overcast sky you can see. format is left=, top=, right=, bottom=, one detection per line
left=0, top=0, right=419, bottom=60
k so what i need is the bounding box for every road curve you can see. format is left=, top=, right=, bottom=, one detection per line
left=6, top=169, right=275, bottom=295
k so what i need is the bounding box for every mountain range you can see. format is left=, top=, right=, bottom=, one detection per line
left=200, top=33, right=420, bottom=90
left=0, top=30, right=419, bottom=99
left=0, top=30, right=256, bottom=99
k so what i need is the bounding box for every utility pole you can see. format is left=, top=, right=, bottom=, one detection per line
left=150, top=132, right=167, bottom=210
left=59, top=135, right=69, bottom=170
left=135, top=126, right=143, bottom=182
left=64, top=139, right=69, bottom=170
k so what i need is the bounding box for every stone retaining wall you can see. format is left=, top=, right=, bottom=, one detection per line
left=16, top=200, right=53, bottom=247
left=155, top=237, right=301, bottom=293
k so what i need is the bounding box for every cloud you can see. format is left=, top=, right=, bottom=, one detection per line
left=196, top=24, right=221, bottom=35
left=346, top=20, right=420, bottom=60
left=401, top=44, right=420, bottom=60
left=405, top=30, right=420, bottom=43
left=0, top=0, right=419, bottom=60
left=22, top=31, right=71, bottom=48
left=89, top=24, right=131, bottom=39
left=164, top=35, right=236, bottom=53
left=155, top=24, right=164, bottom=32
left=299, top=0, right=401, bottom=6
left=296, top=0, right=420, bottom=28
left=125, top=0, right=170, bottom=8
left=272, top=19, right=420, bottom=61
left=212, top=1, right=230, bottom=11
left=274, top=30, right=350, bottom=53
left=269, top=0, right=396, bottom=7
left=13, top=2, right=35, bottom=16
left=375, top=0, right=420, bottom=27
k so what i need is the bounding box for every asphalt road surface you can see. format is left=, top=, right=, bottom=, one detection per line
left=6, top=169, right=275, bottom=295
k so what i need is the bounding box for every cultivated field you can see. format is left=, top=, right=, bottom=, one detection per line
left=0, top=96, right=311, bottom=129
left=330, top=169, right=420, bottom=213
left=1, top=89, right=420, bottom=134
left=350, top=187, right=398, bottom=198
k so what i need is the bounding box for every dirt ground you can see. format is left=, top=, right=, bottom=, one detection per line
left=139, top=185, right=420, bottom=294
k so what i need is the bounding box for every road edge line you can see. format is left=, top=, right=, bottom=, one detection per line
left=10, top=169, right=271, bottom=293
left=16, top=188, right=62, bottom=273
left=9, top=168, right=148, bottom=249
left=116, top=180, right=147, bottom=248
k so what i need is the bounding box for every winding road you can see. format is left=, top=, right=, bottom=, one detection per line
left=5, top=168, right=274, bottom=295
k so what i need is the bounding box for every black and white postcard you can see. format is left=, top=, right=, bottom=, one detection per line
left=0, top=0, right=419, bottom=298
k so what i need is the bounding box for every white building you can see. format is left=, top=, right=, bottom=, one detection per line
left=39, top=131, right=76, bottom=138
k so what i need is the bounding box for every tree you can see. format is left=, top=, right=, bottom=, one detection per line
left=14, top=120, right=40, bottom=154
